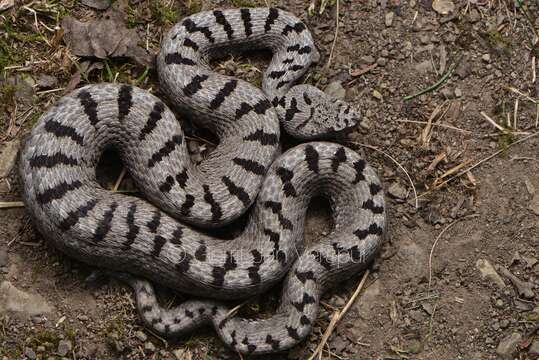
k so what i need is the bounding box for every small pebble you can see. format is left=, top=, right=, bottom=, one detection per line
left=24, top=348, right=37, bottom=360
left=372, top=89, right=383, bottom=100
left=376, top=57, right=388, bottom=66
left=144, top=341, right=156, bottom=353
left=135, top=330, right=148, bottom=342
left=385, top=12, right=394, bottom=27
left=57, top=340, right=72, bottom=357
left=482, top=53, right=491, bottom=62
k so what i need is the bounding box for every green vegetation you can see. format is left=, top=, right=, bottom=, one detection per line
left=150, top=0, right=178, bottom=25
left=231, top=0, right=256, bottom=7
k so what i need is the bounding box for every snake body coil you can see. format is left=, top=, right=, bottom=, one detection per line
left=20, top=8, right=385, bottom=354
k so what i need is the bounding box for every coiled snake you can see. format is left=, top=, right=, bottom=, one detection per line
left=20, top=7, right=386, bottom=355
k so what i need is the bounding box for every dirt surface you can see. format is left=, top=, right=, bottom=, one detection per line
left=2, top=0, right=539, bottom=359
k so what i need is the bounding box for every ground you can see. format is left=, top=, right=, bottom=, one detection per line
left=1, top=0, right=539, bottom=359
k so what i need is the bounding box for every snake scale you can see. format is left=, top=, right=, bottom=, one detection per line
left=19, top=7, right=386, bottom=355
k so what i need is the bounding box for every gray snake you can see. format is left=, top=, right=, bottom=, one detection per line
left=19, top=7, right=386, bottom=355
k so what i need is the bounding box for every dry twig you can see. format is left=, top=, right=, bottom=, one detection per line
left=308, top=270, right=370, bottom=360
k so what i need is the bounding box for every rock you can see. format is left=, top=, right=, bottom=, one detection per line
left=0, top=139, right=21, bottom=178
left=324, top=81, right=346, bottom=100
left=360, top=55, right=375, bottom=64
left=454, top=88, right=462, bottom=97
left=475, top=259, right=506, bottom=288
left=455, top=58, right=471, bottom=79
left=496, top=332, right=521, bottom=359
left=144, top=341, right=156, bottom=353
left=372, top=89, right=383, bottom=100
left=387, top=182, right=407, bottom=200
left=77, top=315, right=89, bottom=322
left=0, top=281, right=53, bottom=318
left=36, top=74, right=59, bottom=90
left=24, top=347, right=36, bottom=359
left=0, top=0, right=14, bottom=12
left=385, top=12, right=394, bottom=27
left=498, top=267, right=534, bottom=299
left=80, top=0, right=111, bottom=10
left=414, top=60, right=432, bottom=74
left=529, top=339, right=539, bottom=356
left=432, top=0, right=455, bottom=15
left=482, top=53, right=491, bottom=63
left=376, top=57, right=388, bottom=67
left=135, top=330, right=148, bottom=342
left=57, top=340, right=72, bottom=357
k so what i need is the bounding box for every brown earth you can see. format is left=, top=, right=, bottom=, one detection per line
left=2, top=0, right=539, bottom=359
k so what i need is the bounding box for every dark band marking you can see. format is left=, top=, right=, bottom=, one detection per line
left=282, top=22, right=306, bottom=36
left=170, top=227, right=183, bottom=245
left=151, top=235, right=167, bottom=257
left=272, top=96, right=285, bottom=108
left=362, top=199, right=384, bottom=214
left=183, top=18, right=215, bottom=43
left=139, top=101, right=165, bottom=141
left=210, top=80, right=237, bottom=109
left=93, top=202, right=118, bottom=242
left=29, top=153, right=79, bottom=168
left=305, top=145, right=319, bottom=173
left=44, top=120, right=84, bottom=146
left=311, top=250, right=332, bottom=270
left=370, top=183, right=382, bottom=195
left=295, top=270, right=315, bottom=284
left=181, top=194, right=195, bottom=216
left=264, top=201, right=294, bottom=230
left=282, top=58, right=294, bottom=64
left=37, top=180, right=83, bottom=205
left=59, top=199, right=97, bottom=232
left=213, top=10, right=234, bottom=40
left=212, top=266, right=226, bottom=287
left=291, top=293, right=316, bottom=312
left=298, top=46, right=312, bottom=54
left=176, top=252, right=193, bottom=273
left=276, top=167, right=297, bottom=197
left=230, top=330, right=237, bottom=348
left=303, top=93, right=312, bottom=105
left=147, top=210, right=161, bottom=232
left=141, top=305, right=153, bottom=313
left=286, top=326, right=301, bottom=341
left=243, top=129, right=278, bottom=146
left=354, top=223, right=384, bottom=239
left=332, top=147, right=347, bottom=172
left=185, top=309, right=194, bottom=318
left=183, top=74, right=209, bottom=97
left=265, top=8, right=279, bottom=32
left=147, top=135, right=183, bottom=168
left=159, top=175, right=175, bottom=193
left=123, top=203, right=139, bottom=248
left=232, top=157, right=266, bottom=175
left=300, top=315, right=311, bottom=325
left=269, top=70, right=286, bottom=79
left=78, top=90, right=99, bottom=126
left=183, top=37, right=199, bottom=51
left=195, top=244, right=207, bottom=261
left=289, top=64, right=304, bottom=72
left=235, top=102, right=253, bottom=120
left=276, top=80, right=289, bottom=89
left=164, top=53, right=196, bottom=66
left=203, top=185, right=222, bottom=222
left=224, top=251, right=237, bottom=271
left=248, top=249, right=264, bottom=284
left=352, top=160, right=366, bottom=184
left=176, top=169, right=188, bottom=188
left=287, top=44, right=300, bottom=52
left=222, top=176, right=250, bottom=207
left=265, top=335, right=280, bottom=350
left=253, top=99, right=272, bottom=115
left=284, top=98, right=299, bottom=122
left=240, top=8, right=252, bottom=36
left=118, top=85, right=133, bottom=123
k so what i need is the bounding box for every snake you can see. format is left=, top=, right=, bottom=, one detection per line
left=19, top=7, right=386, bottom=355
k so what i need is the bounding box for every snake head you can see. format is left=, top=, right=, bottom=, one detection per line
left=278, top=85, right=360, bottom=139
